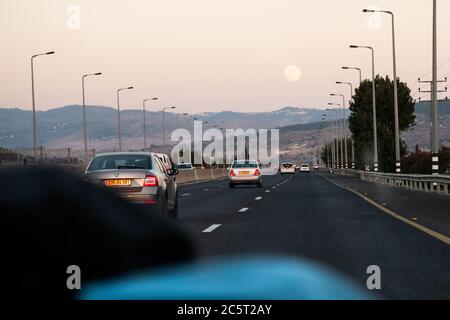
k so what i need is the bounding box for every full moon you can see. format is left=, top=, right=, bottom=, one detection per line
left=283, top=65, right=301, bottom=82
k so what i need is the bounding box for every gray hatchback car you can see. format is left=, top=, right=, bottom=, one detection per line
left=84, top=152, right=179, bottom=218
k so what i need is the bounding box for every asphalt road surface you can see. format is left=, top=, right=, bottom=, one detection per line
left=177, top=171, right=450, bottom=299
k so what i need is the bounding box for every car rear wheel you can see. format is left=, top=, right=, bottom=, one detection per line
left=157, top=193, right=169, bottom=216
left=229, top=182, right=235, bottom=188
left=168, top=198, right=178, bottom=219
left=257, top=182, right=263, bottom=188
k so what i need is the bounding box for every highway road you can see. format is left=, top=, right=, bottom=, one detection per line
left=177, top=171, right=450, bottom=299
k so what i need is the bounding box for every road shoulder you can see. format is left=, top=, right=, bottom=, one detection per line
left=318, top=171, right=450, bottom=243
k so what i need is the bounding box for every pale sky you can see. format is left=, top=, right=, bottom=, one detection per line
left=0, top=0, right=449, bottom=113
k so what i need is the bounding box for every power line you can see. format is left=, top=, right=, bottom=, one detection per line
left=418, top=58, right=450, bottom=78
left=410, top=59, right=449, bottom=94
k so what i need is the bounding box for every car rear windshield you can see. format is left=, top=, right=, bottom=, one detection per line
left=301, top=164, right=309, bottom=167
left=88, top=154, right=152, bottom=171
left=232, top=161, right=258, bottom=168
left=282, top=163, right=293, bottom=167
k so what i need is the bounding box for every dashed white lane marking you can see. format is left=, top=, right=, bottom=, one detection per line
left=203, top=188, right=210, bottom=191
left=272, top=186, right=277, bottom=189
left=265, top=190, right=271, bottom=193
left=181, top=193, right=191, bottom=196
left=255, top=196, right=262, bottom=201
left=202, top=224, right=221, bottom=233
left=238, top=207, right=249, bottom=213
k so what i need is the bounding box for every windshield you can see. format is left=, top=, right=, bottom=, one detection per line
left=87, top=154, right=152, bottom=171
left=5, top=0, right=450, bottom=304
left=232, top=161, right=258, bottom=168
left=177, top=163, right=192, bottom=169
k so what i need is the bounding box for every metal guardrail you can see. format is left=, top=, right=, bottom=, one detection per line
left=340, top=169, right=450, bottom=196
left=0, top=147, right=96, bottom=164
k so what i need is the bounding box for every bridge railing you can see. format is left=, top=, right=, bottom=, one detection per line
left=340, top=169, right=450, bottom=196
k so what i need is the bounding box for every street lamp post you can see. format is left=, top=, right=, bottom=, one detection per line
left=350, top=45, right=379, bottom=171
left=328, top=104, right=341, bottom=169
left=117, top=86, right=134, bottom=151
left=31, top=51, right=55, bottom=160
left=336, top=81, right=354, bottom=168
left=342, top=66, right=363, bottom=169
left=82, top=72, right=102, bottom=162
left=324, top=113, right=335, bottom=168
left=192, top=117, right=198, bottom=134
left=342, top=66, right=362, bottom=84
left=321, top=115, right=330, bottom=167
left=330, top=94, right=347, bottom=169
left=363, top=9, right=400, bottom=173
left=176, top=113, right=189, bottom=128
left=331, top=108, right=339, bottom=169
left=162, top=106, right=176, bottom=151
left=143, top=97, right=158, bottom=151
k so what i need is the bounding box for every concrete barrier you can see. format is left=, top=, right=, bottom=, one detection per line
left=1, top=162, right=226, bottom=186
left=196, top=168, right=213, bottom=181
left=176, top=168, right=227, bottom=185
left=212, top=168, right=226, bottom=179
left=176, top=169, right=198, bottom=184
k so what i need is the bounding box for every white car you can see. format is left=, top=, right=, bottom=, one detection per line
left=154, top=153, right=173, bottom=171
left=228, top=160, right=263, bottom=188
left=300, top=164, right=311, bottom=172
left=176, top=163, right=194, bottom=170
left=313, top=164, right=319, bottom=170
left=280, top=162, right=296, bottom=174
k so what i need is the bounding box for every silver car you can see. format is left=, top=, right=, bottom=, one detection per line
left=84, top=152, right=179, bottom=218
left=228, top=160, right=263, bottom=188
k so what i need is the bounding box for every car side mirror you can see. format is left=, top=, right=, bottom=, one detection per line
left=169, top=168, right=179, bottom=176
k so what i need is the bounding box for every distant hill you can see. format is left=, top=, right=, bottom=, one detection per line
left=0, top=101, right=448, bottom=152
left=415, top=99, right=450, bottom=117
left=0, top=105, right=336, bottom=150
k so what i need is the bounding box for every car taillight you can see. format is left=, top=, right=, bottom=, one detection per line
left=229, top=169, right=235, bottom=177
left=254, top=169, right=261, bottom=176
left=143, top=174, right=158, bottom=187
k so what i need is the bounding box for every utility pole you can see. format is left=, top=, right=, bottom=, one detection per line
left=431, top=0, right=446, bottom=176
left=431, top=0, right=438, bottom=176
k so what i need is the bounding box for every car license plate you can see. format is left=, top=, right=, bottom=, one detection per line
left=239, top=171, right=250, bottom=175
left=104, top=179, right=132, bottom=187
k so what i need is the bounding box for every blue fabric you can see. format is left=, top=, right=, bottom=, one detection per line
left=80, top=256, right=373, bottom=300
